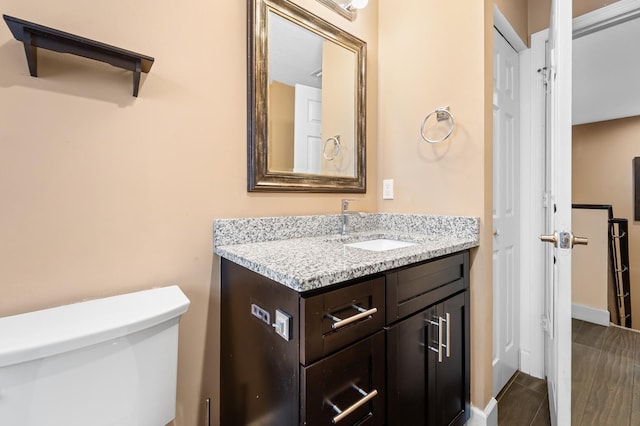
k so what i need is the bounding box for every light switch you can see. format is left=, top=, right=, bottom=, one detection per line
left=272, top=309, right=292, bottom=341
left=383, top=179, right=394, bottom=200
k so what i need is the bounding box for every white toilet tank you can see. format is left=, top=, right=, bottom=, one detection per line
left=0, top=285, right=190, bottom=426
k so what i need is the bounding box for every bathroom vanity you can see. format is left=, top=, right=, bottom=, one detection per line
left=215, top=214, right=478, bottom=426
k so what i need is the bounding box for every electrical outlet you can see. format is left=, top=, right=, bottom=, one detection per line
left=383, top=179, right=394, bottom=200
left=251, top=303, right=270, bottom=325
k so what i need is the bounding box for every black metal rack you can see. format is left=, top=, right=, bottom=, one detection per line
left=572, top=204, right=632, bottom=328
left=610, top=218, right=632, bottom=328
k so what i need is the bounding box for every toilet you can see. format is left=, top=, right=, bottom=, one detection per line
left=0, top=285, right=190, bottom=426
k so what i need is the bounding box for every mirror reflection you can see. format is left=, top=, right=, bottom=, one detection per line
left=248, top=0, right=366, bottom=192
left=268, top=12, right=356, bottom=177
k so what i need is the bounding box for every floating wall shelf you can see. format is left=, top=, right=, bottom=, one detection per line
left=3, top=15, right=154, bottom=97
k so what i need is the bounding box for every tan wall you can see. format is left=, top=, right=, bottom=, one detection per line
left=0, top=1, right=378, bottom=425
left=321, top=40, right=356, bottom=176
left=573, top=116, right=640, bottom=330
left=268, top=81, right=295, bottom=172
left=378, top=0, right=493, bottom=411
left=571, top=208, right=609, bottom=311
left=529, top=0, right=621, bottom=36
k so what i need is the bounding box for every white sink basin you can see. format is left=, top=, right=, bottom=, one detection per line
left=344, top=238, right=417, bottom=252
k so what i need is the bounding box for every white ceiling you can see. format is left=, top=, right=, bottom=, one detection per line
left=269, top=12, right=323, bottom=89
left=573, top=15, right=640, bottom=125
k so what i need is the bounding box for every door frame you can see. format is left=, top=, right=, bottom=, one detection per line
left=523, top=0, right=640, bottom=378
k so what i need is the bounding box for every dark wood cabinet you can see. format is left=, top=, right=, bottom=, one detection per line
left=220, top=259, right=302, bottom=425
left=386, top=252, right=470, bottom=426
left=221, top=260, right=385, bottom=425
left=221, top=250, right=469, bottom=426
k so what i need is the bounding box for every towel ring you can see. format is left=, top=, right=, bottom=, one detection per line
left=323, top=135, right=341, bottom=161
left=420, top=107, right=455, bottom=144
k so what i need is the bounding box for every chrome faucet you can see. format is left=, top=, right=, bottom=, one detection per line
left=341, top=199, right=358, bottom=236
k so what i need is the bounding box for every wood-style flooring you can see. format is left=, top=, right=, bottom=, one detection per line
left=497, top=371, right=550, bottom=425
left=497, top=319, right=640, bottom=425
left=572, top=319, right=640, bottom=426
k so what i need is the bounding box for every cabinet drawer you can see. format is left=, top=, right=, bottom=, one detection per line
left=301, top=331, right=385, bottom=426
left=386, top=252, right=469, bottom=324
left=301, top=276, right=385, bottom=365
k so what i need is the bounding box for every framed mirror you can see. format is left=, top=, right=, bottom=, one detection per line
left=248, top=0, right=367, bottom=192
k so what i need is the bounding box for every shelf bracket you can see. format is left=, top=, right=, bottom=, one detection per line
left=4, top=14, right=154, bottom=97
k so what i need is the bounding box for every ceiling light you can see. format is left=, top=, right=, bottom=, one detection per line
left=346, top=0, right=368, bottom=10
left=316, top=0, right=368, bottom=21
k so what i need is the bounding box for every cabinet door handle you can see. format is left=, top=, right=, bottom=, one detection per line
left=426, top=316, right=442, bottom=362
left=330, top=307, right=378, bottom=330
left=438, top=316, right=444, bottom=362
left=327, top=385, right=378, bottom=424
left=444, top=312, right=451, bottom=358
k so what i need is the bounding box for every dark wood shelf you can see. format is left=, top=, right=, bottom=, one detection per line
left=3, top=15, right=154, bottom=97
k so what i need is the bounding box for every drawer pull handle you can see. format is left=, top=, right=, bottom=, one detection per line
left=330, top=306, right=378, bottom=330
left=327, top=385, right=378, bottom=424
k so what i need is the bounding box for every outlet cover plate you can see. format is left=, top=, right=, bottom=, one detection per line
left=383, top=179, right=394, bottom=200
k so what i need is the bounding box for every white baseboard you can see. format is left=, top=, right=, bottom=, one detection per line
left=572, top=303, right=609, bottom=326
left=520, top=349, right=530, bottom=376
left=519, top=348, right=545, bottom=380
left=467, top=398, right=498, bottom=426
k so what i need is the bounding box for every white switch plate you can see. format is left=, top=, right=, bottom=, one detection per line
left=273, top=309, right=292, bottom=341
left=383, top=179, right=394, bottom=200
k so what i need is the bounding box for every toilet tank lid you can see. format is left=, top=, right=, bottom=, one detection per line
left=0, top=285, right=190, bottom=368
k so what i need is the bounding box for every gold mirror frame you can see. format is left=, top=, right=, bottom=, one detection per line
left=248, top=0, right=367, bottom=192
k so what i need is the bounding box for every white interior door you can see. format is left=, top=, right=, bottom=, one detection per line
left=542, top=1, right=574, bottom=424
left=293, top=84, right=322, bottom=174
left=492, top=27, right=521, bottom=397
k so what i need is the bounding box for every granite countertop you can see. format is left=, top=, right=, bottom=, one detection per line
left=214, top=213, right=480, bottom=292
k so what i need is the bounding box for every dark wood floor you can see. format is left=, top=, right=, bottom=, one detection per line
left=497, top=320, right=640, bottom=426
left=572, top=319, right=640, bottom=426
left=497, top=371, right=550, bottom=425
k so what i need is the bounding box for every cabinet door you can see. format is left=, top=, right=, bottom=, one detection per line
left=386, top=311, right=427, bottom=425
left=428, top=291, right=469, bottom=426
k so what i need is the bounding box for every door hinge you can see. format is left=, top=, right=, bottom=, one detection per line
left=537, top=66, right=552, bottom=91
left=542, top=193, right=550, bottom=208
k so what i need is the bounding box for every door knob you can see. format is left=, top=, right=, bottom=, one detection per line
left=540, top=232, right=558, bottom=246
left=572, top=234, right=588, bottom=246
left=540, top=231, right=588, bottom=249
